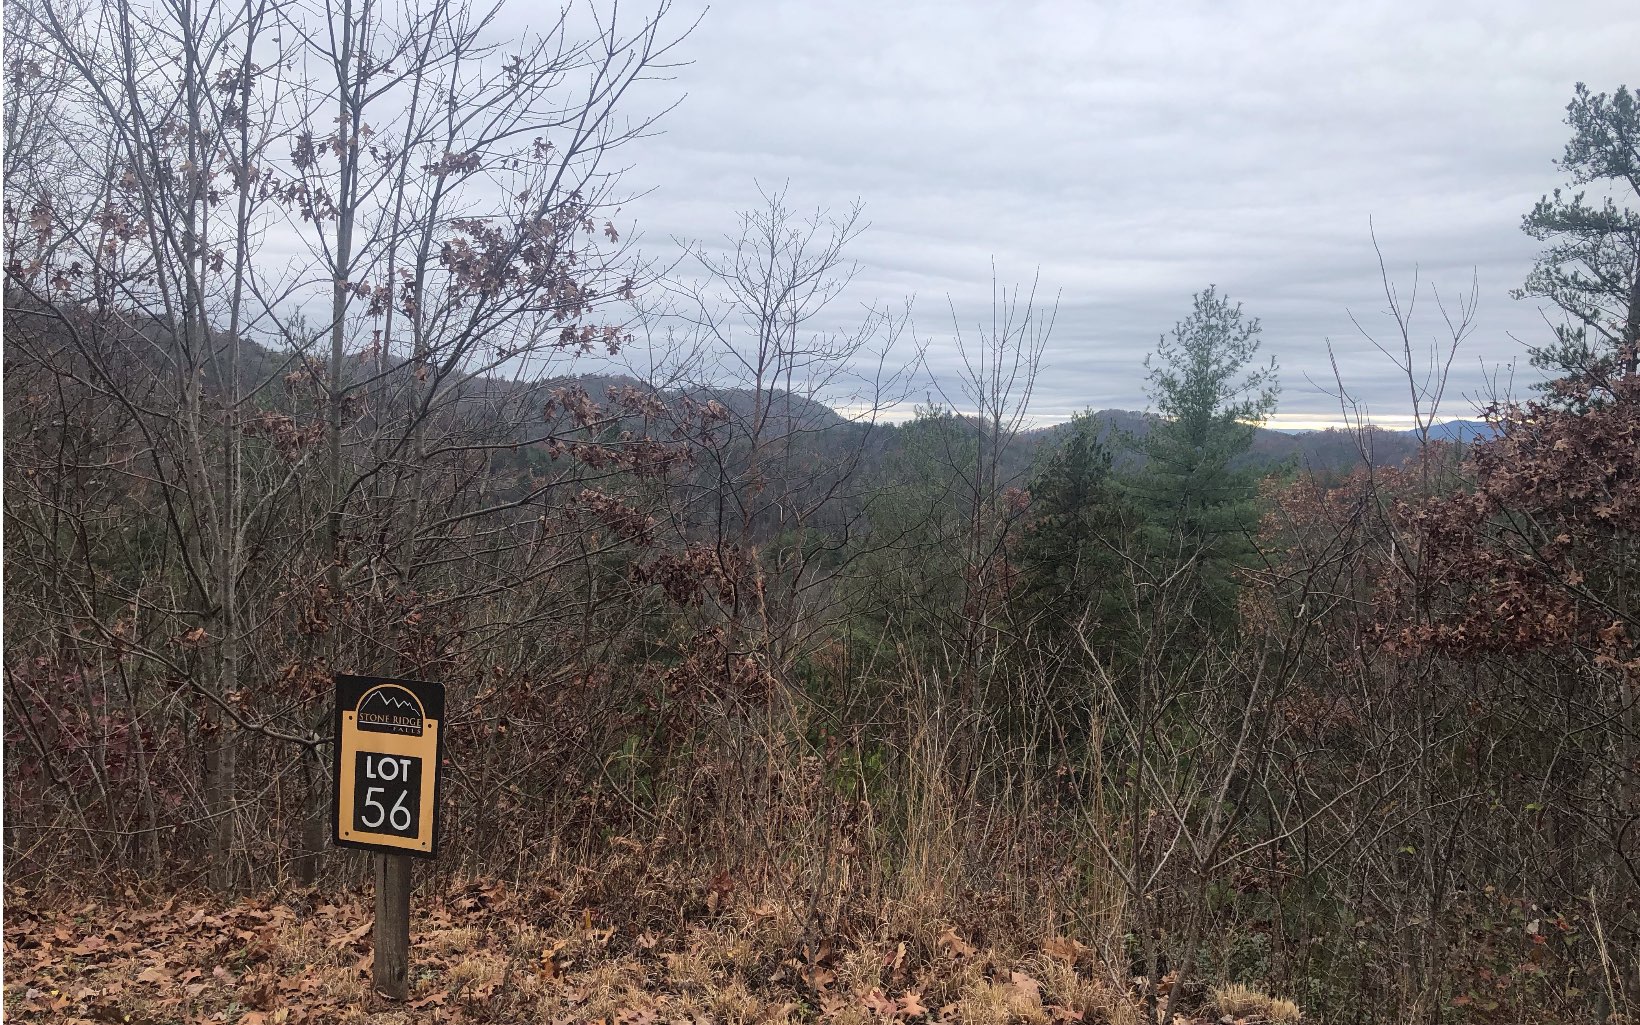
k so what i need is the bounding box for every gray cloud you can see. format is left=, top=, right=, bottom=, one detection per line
left=552, top=0, right=1639, bottom=424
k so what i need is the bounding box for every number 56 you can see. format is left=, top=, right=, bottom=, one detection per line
left=361, top=787, right=412, bottom=831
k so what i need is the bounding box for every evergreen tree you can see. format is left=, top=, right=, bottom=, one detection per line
left=1018, top=410, right=1129, bottom=646
left=1125, top=286, right=1277, bottom=630
left=1514, top=82, right=1640, bottom=402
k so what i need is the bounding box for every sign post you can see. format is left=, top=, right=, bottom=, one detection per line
left=332, top=674, right=445, bottom=1001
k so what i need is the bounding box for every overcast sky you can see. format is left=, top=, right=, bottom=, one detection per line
left=587, top=0, right=1637, bottom=428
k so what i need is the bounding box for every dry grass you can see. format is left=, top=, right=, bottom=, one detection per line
left=959, top=974, right=1050, bottom=1025
left=1211, top=982, right=1304, bottom=1022
left=663, top=941, right=719, bottom=993
left=505, top=922, right=550, bottom=961
left=1020, top=952, right=1137, bottom=1024
left=318, top=962, right=372, bottom=1005
left=446, top=951, right=507, bottom=990
left=544, top=956, right=651, bottom=1021
left=837, top=941, right=887, bottom=995
left=426, top=925, right=481, bottom=956
left=913, top=949, right=990, bottom=1011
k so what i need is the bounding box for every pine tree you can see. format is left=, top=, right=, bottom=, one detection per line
left=1018, top=410, right=1129, bottom=645
left=1125, top=287, right=1277, bottom=631
left=1514, top=83, right=1640, bottom=404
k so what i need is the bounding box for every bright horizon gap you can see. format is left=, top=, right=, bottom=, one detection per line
left=832, top=403, right=1483, bottom=432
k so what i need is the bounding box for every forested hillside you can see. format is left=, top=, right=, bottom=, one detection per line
left=3, top=0, right=1636, bottom=1022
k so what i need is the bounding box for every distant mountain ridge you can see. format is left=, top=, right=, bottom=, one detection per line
left=26, top=302, right=1476, bottom=480
left=1410, top=419, right=1493, bottom=444
left=1007, top=409, right=1491, bottom=476
left=536, top=370, right=1488, bottom=477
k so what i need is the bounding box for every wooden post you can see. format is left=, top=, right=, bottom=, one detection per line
left=373, top=853, right=411, bottom=1000
left=334, top=675, right=444, bottom=1001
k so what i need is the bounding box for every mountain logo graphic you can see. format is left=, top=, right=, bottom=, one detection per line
left=355, top=685, right=425, bottom=736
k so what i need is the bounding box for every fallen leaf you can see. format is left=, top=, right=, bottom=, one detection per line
left=540, top=937, right=570, bottom=978
left=802, top=964, right=837, bottom=991
left=937, top=928, right=976, bottom=958
left=1042, top=935, right=1088, bottom=964
left=864, top=988, right=899, bottom=1019
left=1010, top=971, right=1042, bottom=1001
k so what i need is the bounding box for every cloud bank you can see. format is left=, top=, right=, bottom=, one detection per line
left=534, top=0, right=1638, bottom=424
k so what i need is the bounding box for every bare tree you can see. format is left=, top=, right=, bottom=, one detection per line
left=932, top=269, right=1055, bottom=706
left=4, top=0, right=689, bottom=890
left=643, top=184, right=917, bottom=682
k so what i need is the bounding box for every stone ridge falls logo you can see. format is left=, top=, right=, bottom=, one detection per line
left=355, top=685, right=425, bottom=736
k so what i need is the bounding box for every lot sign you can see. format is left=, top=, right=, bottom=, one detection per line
left=332, top=674, right=444, bottom=858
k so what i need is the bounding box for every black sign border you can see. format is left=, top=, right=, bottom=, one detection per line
left=332, top=673, right=446, bottom=859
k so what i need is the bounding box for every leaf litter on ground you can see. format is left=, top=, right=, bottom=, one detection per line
left=3, top=880, right=1221, bottom=1024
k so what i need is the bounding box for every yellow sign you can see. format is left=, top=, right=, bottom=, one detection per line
left=332, top=675, right=444, bottom=858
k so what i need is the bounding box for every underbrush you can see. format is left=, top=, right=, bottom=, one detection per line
left=8, top=674, right=1635, bottom=1025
